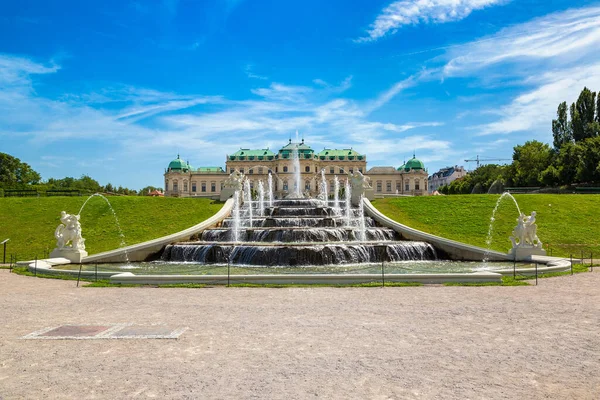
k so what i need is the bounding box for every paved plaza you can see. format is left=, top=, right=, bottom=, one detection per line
left=1, top=269, right=599, bottom=399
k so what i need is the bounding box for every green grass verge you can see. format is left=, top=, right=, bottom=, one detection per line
left=373, top=194, right=600, bottom=258
left=0, top=196, right=224, bottom=261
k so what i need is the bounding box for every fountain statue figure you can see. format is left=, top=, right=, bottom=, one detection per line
left=220, top=170, right=245, bottom=201
left=508, top=211, right=546, bottom=259
left=349, top=171, right=372, bottom=206
left=50, top=211, right=88, bottom=262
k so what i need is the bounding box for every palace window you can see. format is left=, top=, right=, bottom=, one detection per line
left=258, top=167, right=264, bottom=174
left=396, top=181, right=401, bottom=192
left=192, top=182, right=197, bottom=192
left=339, top=168, right=344, bottom=174
left=183, top=181, right=188, bottom=192
left=249, top=169, right=253, bottom=174
left=283, top=180, right=288, bottom=191
left=283, top=166, right=288, bottom=172
left=358, top=168, right=363, bottom=173
left=201, top=182, right=206, bottom=192
left=330, top=167, right=334, bottom=174
left=376, top=181, right=382, bottom=192
left=415, top=180, right=420, bottom=190
left=405, top=181, right=410, bottom=191
left=305, top=180, right=311, bottom=190
left=349, top=168, right=353, bottom=174
left=165, top=180, right=168, bottom=190
left=239, top=168, right=244, bottom=174
left=305, top=166, right=310, bottom=172
left=330, top=181, right=334, bottom=192
left=230, top=168, right=234, bottom=174
left=275, top=167, right=278, bottom=172
left=386, top=181, right=391, bottom=192
left=173, top=180, right=178, bottom=192
left=211, top=182, right=216, bottom=192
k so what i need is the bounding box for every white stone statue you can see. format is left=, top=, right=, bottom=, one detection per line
left=223, top=170, right=244, bottom=191
left=348, top=171, right=373, bottom=206
left=509, top=211, right=545, bottom=259
left=510, top=211, right=542, bottom=249
left=55, top=211, right=86, bottom=250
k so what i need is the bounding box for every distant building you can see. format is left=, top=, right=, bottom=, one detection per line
left=163, top=140, right=428, bottom=198
left=428, top=165, right=467, bottom=192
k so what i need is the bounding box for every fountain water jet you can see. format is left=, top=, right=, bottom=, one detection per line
left=357, top=195, right=366, bottom=241
left=345, top=179, right=352, bottom=227
left=258, top=181, right=265, bottom=217
left=333, top=176, right=340, bottom=215
left=243, top=179, right=253, bottom=228
left=268, top=172, right=274, bottom=207
left=231, top=191, right=241, bottom=242
left=320, top=169, right=328, bottom=206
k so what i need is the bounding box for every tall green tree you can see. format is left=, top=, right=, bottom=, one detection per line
left=0, top=152, right=41, bottom=189
left=573, top=87, right=598, bottom=141
left=552, top=101, right=572, bottom=150
left=511, top=141, right=554, bottom=187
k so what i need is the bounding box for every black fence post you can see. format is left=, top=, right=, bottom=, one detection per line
left=77, top=264, right=82, bottom=287
left=513, top=254, right=516, bottom=279
left=95, top=264, right=98, bottom=282
left=570, top=254, right=573, bottom=275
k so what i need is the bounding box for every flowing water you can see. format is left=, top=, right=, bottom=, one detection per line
left=483, top=192, right=522, bottom=262
left=258, top=181, right=265, bottom=217
left=162, top=197, right=437, bottom=266
left=268, top=172, right=274, bottom=207
left=243, top=179, right=253, bottom=228
left=78, top=193, right=130, bottom=263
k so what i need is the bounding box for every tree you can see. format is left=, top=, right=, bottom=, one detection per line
left=511, top=141, right=554, bottom=187
left=0, top=152, right=41, bottom=189
left=139, top=186, right=163, bottom=195
left=572, top=87, right=598, bottom=141
left=576, top=136, right=600, bottom=183
left=552, top=101, right=572, bottom=150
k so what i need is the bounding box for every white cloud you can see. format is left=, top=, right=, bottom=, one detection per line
left=357, top=0, right=507, bottom=42
left=476, top=63, right=600, bottom=136
left=443, top=6, right=600, bottom=77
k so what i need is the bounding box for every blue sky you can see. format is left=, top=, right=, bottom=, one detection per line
left=2, top=0, right=600, bottom=189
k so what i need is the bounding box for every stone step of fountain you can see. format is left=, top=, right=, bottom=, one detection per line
left=163, top=242, right=437, bottom=266
left=201, top=227, right=398, bottom=243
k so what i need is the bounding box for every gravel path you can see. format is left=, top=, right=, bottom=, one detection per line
left=1, top=269, right=599, bottom=399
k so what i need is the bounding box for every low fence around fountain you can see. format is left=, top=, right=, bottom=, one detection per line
left=81, top=198, right=235, bottom=263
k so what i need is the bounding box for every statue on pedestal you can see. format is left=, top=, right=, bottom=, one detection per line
left=349, top=171, right=373, bottom=206
left=50, top=211, right=88, bottom=262
left=509, top=211, right=545, bottom=259
left=55, top=211, right=86, bottom=250
left=221, top=170, right=245, bottom=201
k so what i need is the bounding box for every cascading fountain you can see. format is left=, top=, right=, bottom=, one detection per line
left=268, top=172, right=274, bottom=207
left=243, top=179, right=253, bottom=228
left=163, top=186, right=437, bottom=266
left=258, top=181, right=265, bottom=217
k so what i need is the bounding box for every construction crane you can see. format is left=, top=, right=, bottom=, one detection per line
left=464, top=155, right=511, bottom=169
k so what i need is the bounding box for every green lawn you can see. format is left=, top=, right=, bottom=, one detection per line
left=373, top=194, right=600, bottom=258
left=0, top=196, right=224, bottom=261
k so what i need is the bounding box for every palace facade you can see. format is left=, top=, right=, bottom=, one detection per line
left=164, top=139, right=428, bottom=198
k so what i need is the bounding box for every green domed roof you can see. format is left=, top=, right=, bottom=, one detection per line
left=399, top=155, right=425, bottom=171
left=168, top=155, right=190, bottom=171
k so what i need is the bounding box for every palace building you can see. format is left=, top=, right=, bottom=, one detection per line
left=164, top=139, right=428, bottom=198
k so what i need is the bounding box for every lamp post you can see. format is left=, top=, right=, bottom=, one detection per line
left=1, top=239, right=9, bottom=265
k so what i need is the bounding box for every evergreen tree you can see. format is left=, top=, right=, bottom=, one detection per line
left=573, top=87, right=597, bottom=141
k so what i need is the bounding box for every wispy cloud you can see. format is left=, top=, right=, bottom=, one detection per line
left=436, top=6, right=600, bottom=136
left=244, top=64, right=268, bottom=80
left=443, top=6, right=600, bottom=77
left=356, top=0, right=507, bottom=43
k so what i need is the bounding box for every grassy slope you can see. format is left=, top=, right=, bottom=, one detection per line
left=373, top=194, right=600, bottom=258
left=0, top=196, right=223, bottom=261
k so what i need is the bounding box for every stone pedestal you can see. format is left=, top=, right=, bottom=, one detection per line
left=509, top=246, right=547, bottom=261
left=220, top=188, right=236, bottom=201
left=50, top=248, right=88, bottom=263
